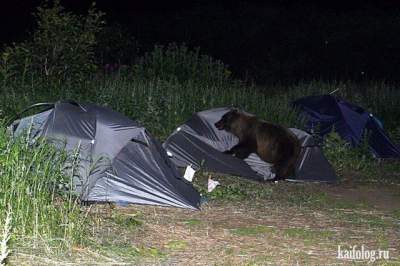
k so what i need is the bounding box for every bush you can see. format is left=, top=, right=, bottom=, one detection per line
left=323, top=131, right=375, bottom=180
left=0, top=1, right=104, bottom=83
left=133, top=43, right=232, bottom=86
left=96, top=23, right=140, bottom=67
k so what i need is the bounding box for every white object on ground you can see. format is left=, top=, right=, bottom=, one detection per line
left=183, top=165, right=196, bottom=182
left=269, top=172, right=276, bottom=180
left=207, top=177, right=220, bottom=192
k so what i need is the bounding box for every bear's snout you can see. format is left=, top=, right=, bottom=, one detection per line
left=214, top=120, right=224, bottom=130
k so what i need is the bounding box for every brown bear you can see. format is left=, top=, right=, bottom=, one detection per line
left=214, top=109, right=301, bottom=179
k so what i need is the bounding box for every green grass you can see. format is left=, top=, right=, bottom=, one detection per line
left=1, top=77, right=399, bottom=185
left=2, top=78, right=399, bottom=140
left=194, top=174, right=275, bottom=201
left=111, top=214, right=143, bottom=229
left=283, top=228, right=335, bottom=244
left=0, top=128, right=87, bottom=258
left=165, top=240, right=188, bottom=251
left=393, top=210, right=400, bottom=220
left=182, top=218, right=202, bottom=226
left=135, top=246, right=166, bottom=258
left=329, top=211, right=390, bottom=229
left=94, top=241, right=140, bottom=260
left=0, top=78, right=301, bottom=139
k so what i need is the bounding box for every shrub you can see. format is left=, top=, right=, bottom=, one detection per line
left=0, top=1, right=104, bottom=83
left=323, top=131, right=375, bottom=180
left=96, top=23, right=140, bottom=67
left=133, top=43, right=232, bottom=86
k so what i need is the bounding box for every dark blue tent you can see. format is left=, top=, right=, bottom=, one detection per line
left=293, top=95, right=400, bottom=158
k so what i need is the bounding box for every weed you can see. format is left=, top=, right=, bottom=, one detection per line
left=392, top=210, right=400, bottom=220
left=376, top=232, right=390, bottom=250
left=329, top=211, right=389, bottom=229
left=323, top=131, right=376, bottom=180
left=98, top=241, right=139, bottom=260
left=111, top=214, right=143, bottom=230
left=165, top=240, right=188, bottom=251
left=194, top=174, right=275, bottom=202
left=135, top=246, right=165, bottom=258
left=283, top=228, right=334, bottom=244
left=271, top=184, right=331, bottom=209
left=182, top=219, right=202, bottom=226
left=205, top=183, right=248, bottom=200
left=365, top=215, right=389, bottom=229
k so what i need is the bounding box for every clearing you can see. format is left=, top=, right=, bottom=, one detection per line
left=9, top=175, right=400, bottom=265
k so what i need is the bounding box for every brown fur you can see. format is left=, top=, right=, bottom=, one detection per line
left=215, top=109, right=301, bottom=179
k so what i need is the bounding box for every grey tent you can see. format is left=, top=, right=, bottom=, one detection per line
left=163, top=107, right=337, bottom=183
left=9, top=101, right=200, bottom=209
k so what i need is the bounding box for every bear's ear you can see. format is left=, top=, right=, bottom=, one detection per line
left=231, top=107, right=239, bottom=113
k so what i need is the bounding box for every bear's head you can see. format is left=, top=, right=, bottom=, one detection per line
left=214, top=109, right=239, bottom=132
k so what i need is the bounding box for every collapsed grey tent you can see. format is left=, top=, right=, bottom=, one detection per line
left=163, top=107, right=337, bottom=183
left=10, top=101, right=200, bottom=209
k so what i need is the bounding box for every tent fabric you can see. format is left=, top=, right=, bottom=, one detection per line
left=10, top=101, right=201, bottom=209
left=163, top=107, right=336, bottom=183
left=292, top=95, right=400, bottom=158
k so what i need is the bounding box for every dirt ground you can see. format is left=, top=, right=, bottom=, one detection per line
left=325, top=184, right=400, bottom=211
left=10, top=178, right=400, bottom=265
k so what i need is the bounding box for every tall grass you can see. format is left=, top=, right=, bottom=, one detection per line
left=0, top=127, right=86, bottom=250
left=2, top=75, right=399, bottom=186
left=1, top=77, right=399, bottom=140
left=0, top=206, right=12, bottom=266
left=1, top=44, right=399, bottom=186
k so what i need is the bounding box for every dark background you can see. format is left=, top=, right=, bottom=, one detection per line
left=1, top=0, right=400, bottom=83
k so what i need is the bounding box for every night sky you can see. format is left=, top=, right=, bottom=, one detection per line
left=1, top=0, right=398, bottom=42
left=1, top=0, right=400, bottom=82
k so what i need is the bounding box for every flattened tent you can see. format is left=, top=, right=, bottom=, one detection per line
left=9, top=101, right=200, bottom=209
left=292, top=95, right=400, bottom=158
left=163, top=107, right=336, bottom=183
